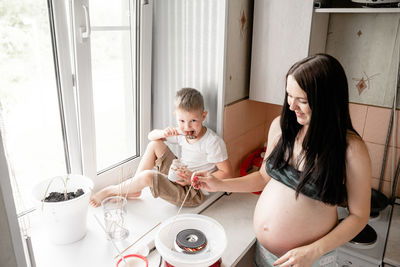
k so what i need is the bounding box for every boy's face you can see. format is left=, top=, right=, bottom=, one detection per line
left=175, top=108, right=207, bottom=138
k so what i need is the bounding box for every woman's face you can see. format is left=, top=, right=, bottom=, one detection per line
left=286, top=75, right=312, bottom=126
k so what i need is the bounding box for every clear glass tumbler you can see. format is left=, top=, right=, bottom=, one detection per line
left=101, top=196, right=129, bottom=240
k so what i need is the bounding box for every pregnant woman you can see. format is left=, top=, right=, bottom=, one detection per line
left=193, top=54, right=371, bottom=267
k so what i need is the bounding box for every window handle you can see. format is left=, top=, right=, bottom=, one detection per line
left=80, top=4, right=91, bottom=40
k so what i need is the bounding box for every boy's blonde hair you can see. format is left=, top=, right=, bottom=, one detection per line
left=175, top=88, right=204, bottom=112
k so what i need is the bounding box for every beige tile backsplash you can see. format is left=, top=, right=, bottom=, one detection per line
left=363, top=106, right=393, bottom=145
left=223, top=100, right=400, bottom=197
left=349, top=103, right=367, bottom=136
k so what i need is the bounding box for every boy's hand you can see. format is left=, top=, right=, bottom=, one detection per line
left=175, top=168, right=192, bottom=186
left=163, top=127, right=180, bottom=138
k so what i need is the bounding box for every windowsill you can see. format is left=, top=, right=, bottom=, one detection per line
left=29, top=188, right=226, bottom=267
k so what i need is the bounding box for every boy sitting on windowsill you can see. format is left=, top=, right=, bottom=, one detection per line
left=90, top=87, right=232, bottom=207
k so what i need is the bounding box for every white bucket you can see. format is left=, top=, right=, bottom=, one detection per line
left=32, top=174, right=93, bottom=245
left=155, top=214, right=227, bottom=267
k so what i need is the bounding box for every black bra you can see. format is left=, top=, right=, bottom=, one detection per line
left=265, top=157, right=321, bottom=201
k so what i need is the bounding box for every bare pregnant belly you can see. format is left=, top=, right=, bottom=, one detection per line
left=253, top=179, right=338, bottom=257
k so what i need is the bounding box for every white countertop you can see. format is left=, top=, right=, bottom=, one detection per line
left=30, top=189, right=259, bottom=267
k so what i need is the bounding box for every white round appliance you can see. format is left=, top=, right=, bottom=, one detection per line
left=155, top=214, right=227, bottom=267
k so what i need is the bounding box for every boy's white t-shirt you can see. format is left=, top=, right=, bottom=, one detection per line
left=165, top=127, right=228, bottom=174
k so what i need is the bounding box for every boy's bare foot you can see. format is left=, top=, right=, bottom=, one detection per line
left=89, top=185, right=118, bottom=207
left=89, top=185, right=143, bottom=207
left=126, top=191, right=142, bottom=200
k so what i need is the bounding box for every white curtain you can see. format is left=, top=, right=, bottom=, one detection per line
left=151, top=0, right=226, bottom=133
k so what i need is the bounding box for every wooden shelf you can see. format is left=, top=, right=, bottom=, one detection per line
left=314, top=8, right=400, bottom=13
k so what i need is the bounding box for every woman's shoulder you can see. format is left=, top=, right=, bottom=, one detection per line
left=345, top=131, right=371, bottom=193
left=264, top=116, right=282, bottom=155
left=346, top=130, right=363, bottom=146
left=270, top=116, right=281, bottom=132
left=346, top=131, right=369, bottom=161
left=268, top=116, right=282, bottom=139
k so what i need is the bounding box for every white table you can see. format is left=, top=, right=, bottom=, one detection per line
left=30, top=190, right=259, bottom=267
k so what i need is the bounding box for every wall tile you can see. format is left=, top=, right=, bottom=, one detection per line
left=224, top=101, right=248, bottom=143
left=226, top=124, right=266, bottom=176
left=395, top=179, right=400, bottom=198
left=365, top=142, right=399, bottom=183
left=363, top=106, right=391, bottom=145
left=390, top=109, right=400, bottom=148
left=224, top=100, right=281, bottom=143
left=349, top=103, right=367, bottom=136
left=385, top=147, right=400, bottom=181
left=365, top=142, right=384, bottom=180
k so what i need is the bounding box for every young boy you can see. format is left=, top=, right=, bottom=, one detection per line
left=90, top=88, right=232, bottom=207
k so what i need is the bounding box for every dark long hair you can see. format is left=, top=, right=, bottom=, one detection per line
left=268, top=54, right=358, bottom=205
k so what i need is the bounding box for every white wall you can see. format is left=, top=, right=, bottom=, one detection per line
left=326, top=13, right=400, bottom=108
left=151, top=0, right=226, bottom=134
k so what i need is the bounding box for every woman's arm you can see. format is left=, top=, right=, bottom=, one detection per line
left=195, top=169, right=268, bottom=192
left=193, top=116, right=282, bottom=192
left=313, top=135, right=371, bottom=252
left=211, top=159, right=233, bottom=179
left=274, top=135, right=371, bottom=267
left=175, top=159, right=233, bottom=186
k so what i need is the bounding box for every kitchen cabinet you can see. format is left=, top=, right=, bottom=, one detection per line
left=249, top=0, right=400, bottom=107
left=249, top=0, right=315, bottom=105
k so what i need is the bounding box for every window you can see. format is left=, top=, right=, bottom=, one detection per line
left=89, top=0, right=139, bottom=172
left=0, top=0, right=68, bottom=214
left=0, top=0, right=151, bottom=215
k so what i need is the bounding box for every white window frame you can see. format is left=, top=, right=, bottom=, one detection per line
left=52, top=0, right=152, bottom=190
left=96, top=0, right=153, bottom=190
left=5, top=0, right=153, bottom=265
left=51, top=0, right=82, bottom=175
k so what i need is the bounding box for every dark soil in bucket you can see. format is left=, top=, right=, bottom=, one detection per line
left=43, top=189, right=84, bottom=202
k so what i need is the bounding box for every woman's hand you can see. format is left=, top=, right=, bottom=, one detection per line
left=191, top=171, right=222, bottom=192
left=163, top=126, right=180, bottom=138
left=273, top=245, right=320, bottom=267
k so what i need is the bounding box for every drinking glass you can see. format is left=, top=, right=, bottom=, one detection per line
left=101, top=196, right=129, bottom=240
